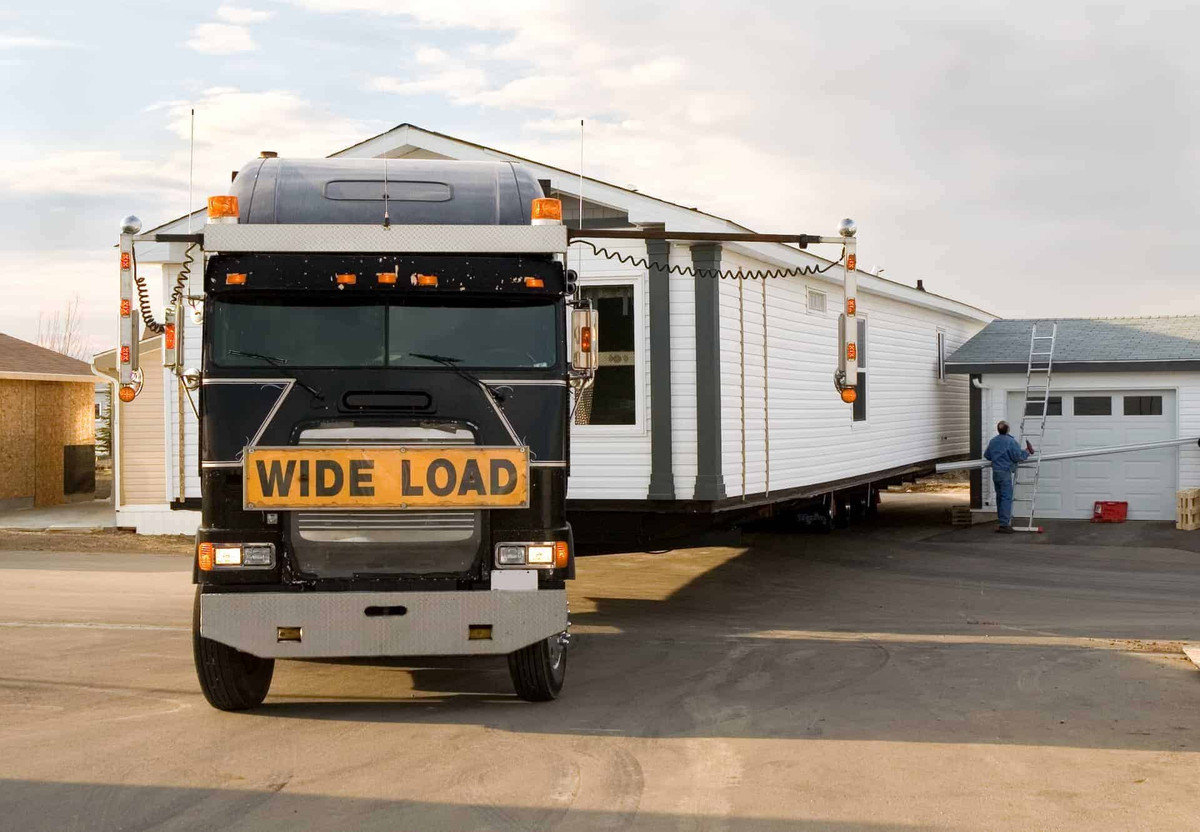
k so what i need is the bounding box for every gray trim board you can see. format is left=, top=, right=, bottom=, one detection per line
left=948, top=360, right=1200, bottom=375
left=969, top=374, right=982, bottom=509
left=645, top=224, right=675, bottom=500
left=692, top=243, right=726, bottom=500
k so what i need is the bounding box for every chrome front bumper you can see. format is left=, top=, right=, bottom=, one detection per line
left=200, top=589, right=567, bottom=658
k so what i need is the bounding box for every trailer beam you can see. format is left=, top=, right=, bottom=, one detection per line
left=936, top=436, right=1200, bottom=473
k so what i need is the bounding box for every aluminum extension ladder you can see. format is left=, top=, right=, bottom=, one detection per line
left=1013, top=322, right=1057, bottom=532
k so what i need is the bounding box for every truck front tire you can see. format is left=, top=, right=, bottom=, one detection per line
left=192, top=589, right=274, bottom=711
left=508, top=632, right=567, bottom=702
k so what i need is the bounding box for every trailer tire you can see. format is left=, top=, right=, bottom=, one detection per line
left=508, top=632, right=566, bottom=702
left=192, top=589, right=274, bottom=711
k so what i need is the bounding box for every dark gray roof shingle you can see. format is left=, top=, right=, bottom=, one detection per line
left=0, top=332, right=93, bottom=377
left=946, top=317, right=1200, bottom=371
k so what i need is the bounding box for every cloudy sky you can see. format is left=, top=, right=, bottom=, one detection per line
left=2, top=1, right=1197, bottom=356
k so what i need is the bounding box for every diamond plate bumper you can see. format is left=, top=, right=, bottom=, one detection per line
left=203, top=223, right=568, bottom=254
left=200, top=589, right=567, bottom=658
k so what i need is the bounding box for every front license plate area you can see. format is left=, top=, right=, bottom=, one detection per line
left=243, top=446, right=529, bottom=510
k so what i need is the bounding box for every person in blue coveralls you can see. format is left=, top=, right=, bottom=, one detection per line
left=984, top=421, right=1035, bottom=533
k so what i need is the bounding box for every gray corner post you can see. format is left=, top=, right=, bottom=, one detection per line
left=645, top=224, right=675, bottom=500
left=692, top=243, right=726, bottom=500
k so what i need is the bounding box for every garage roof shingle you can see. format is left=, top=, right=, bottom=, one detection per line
left=0, top=332, right=95, bottom=381
left=946, top=316, right=1200, bottom=373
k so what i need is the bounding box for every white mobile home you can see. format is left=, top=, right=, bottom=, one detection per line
left=103, top=124, right=991, bottom=534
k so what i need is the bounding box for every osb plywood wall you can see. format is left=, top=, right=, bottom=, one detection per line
left=34, top=381, right=95, bottom=506
left=0, top=380, right=36, bottom=501
left=0, top=379, right=95, bottom=507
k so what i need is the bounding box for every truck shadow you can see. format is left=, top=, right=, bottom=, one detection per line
left=256, top=502, right=1200, bottom=752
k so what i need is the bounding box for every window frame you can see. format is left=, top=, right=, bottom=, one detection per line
left=1123, top=395, right=1164, bottom=416
left=852, top=314, right=868, bottom=425
left=806, top=287, right=827, bottom=316
left=1072, top=395, right=1113, bottom=416
left=936, top=329, right=946, bottom=382
left=572, top=274, right=647, bottom=437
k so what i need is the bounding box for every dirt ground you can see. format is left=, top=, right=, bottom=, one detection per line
left=0, top=528, right=193, bottom=555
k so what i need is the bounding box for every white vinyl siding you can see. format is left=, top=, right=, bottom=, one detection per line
left=163, top=262, right=202, bottom=501
left=119, top=338, right=166, bottom=506
left=715, top=249, right=981, bottom=498
left=566, top=239, right=652, bottom=500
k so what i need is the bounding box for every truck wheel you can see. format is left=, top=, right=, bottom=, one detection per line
left=192, top=589, right=274, bottom=711
left=508, top=632, right=567, bottom=702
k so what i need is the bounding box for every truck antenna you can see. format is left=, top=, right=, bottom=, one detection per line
left=188, top=108, right=195, bottom=234
left=383, top=157, right=390, bottom=229
left=578, top=119, right=584, bottom=274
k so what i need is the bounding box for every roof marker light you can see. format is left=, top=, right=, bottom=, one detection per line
left=531, top=198, right=562, bottom=225
left=412, top=274, right=438, bottom=287
left=524, top=277, right=544, bottom=288
left=336, top=273, right=357, bottom=285
left=207, top=196, right=239, bottom=224
left=376, top=272, right=398, bottom=284
left=225, top=273, right=247, bottom=285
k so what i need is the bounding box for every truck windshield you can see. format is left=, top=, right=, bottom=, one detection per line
left=211, top=299, right=559, bottom=369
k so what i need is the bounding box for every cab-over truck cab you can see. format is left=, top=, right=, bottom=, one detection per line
left=118, top=158, right=597, bottom=709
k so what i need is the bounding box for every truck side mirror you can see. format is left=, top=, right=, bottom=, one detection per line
left=571, top=307, right=598, bottom=374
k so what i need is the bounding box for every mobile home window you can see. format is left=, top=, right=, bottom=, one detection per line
left=807, top=288, right=827, bottom=315
left=1123, top=395, right=1163, bottom=416
left=936, top=330, right=946, bottom=381
left=575, top=284, right=637, bottom=426
left=1073, top=396, right=1112, bottom=416
left=853, top=318, right=867, bottom=422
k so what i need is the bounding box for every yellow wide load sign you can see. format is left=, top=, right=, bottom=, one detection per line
left=243, top=446, right=529, bottom=510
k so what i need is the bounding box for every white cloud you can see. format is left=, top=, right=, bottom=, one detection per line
left=185, top=22, right=258, bottom=54
left=415, top=46, right=447, bottom=65
left=0, top=88, right=374, bottom=204
left=216, top=4, right=274, bottom=24
left=0, top=250, right=123, bottom=356
left=0, top=34, right=75, bottom=49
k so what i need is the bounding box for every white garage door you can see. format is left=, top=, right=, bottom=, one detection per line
left=1006, top=390, right=1178, bottom=520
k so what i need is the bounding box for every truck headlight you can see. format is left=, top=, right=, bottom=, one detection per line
left=242, top=544, right=275, bottom=567
left=214, top=546, right=242, bottom=566
left=526, top=544, right=554, bottom=565
left=496, top=544, right=526, bottom=565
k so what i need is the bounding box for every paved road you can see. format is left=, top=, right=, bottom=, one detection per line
left=2, top=495, right=1199, bottom=830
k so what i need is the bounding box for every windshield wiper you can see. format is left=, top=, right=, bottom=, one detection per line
left=228, top=349, right=325, bottom=401
left=409, top=352, right=506, bottom=403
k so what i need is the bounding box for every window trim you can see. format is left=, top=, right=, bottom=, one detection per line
left=572, top=274, right=647, bottom=437
left=936, top=329, right=946, bottom=382
left=1072, top=395, right=1113, bottom=417
left=852, top=314, right=868, bottom=425
left=806, top=286, right=827, bottom=316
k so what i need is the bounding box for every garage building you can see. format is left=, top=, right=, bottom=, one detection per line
left=0, top=333, right=97, bottom=510
left=946, top=316, right=1200, bottom=520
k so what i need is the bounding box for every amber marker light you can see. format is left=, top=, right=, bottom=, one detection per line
left=846, top=253, right=857, bottom=271
left=120, top=299, right=131, bottom=317
left=412, top=274, right=439, bottom=287
left=207, top=196, right=239, bottom=223
left=118, top=385, right=137, bottom=403
left=376, top=272, right=398, bottom=284
left=841, top=388, right=858, bottom=404
left=846, top=298, right=856, bottom=315
left=197, top=542, right=214, bottom=571
left=225, top=273, right=247, bottom=285
left=554, top=541, right=569, bottom=569
left=524, top=277, right=545, bottom=288
left=531, top=198, right=562, bottom=224
left=336, top=273, right=357, bottom=285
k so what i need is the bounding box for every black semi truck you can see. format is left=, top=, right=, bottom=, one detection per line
left=117, top=158, right=597, bottom=709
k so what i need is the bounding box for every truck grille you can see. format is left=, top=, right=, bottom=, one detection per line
left=288, top=425, right=482, bottom=578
